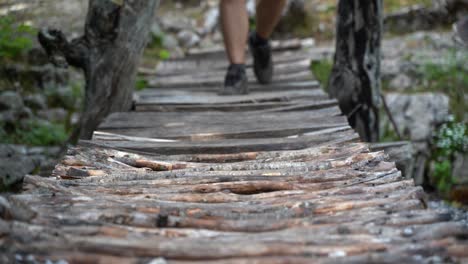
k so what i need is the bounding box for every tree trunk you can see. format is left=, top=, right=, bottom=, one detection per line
left=328, top=0, right=383, bottom=142
left=38, top=0, right=159, bottom=140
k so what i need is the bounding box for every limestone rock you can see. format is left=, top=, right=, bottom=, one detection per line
left=24, top=94, right=47, bottom=111
left=0, top=145, right=37, bottom=190
left=203, top=7, right=219, bottom=34
left=453, top=153, right=468, bottom=185
left=388, top=73, right=414, bottom=91
left=385, top=93, right=450, bottom=141
left=0, top=91, right=23, bottom=111
left=37, top=108, right=68, bottom=123
left=177, top=30, right=201, bottom=48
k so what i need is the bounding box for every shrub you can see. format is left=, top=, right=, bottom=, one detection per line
left=420, top=49, right=468, bottom=122
left=431, top=120, right=468, bottom=193
left=0, top=120, right=68, bottom=146
left=0, top=16, right=36, bottom=61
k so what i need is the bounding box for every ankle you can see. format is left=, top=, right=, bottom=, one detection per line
left=253, top=32, right=269, bottom=46
left=228, top=63, right=246, bottom=73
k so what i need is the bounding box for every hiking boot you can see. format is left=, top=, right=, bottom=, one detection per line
left=219, top=64, right=249, bottom=95
left=248, top=32, right=273, bottom=84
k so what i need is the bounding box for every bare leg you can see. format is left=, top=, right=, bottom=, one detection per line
left=255, top=0, right=287, bottom=39
left=220, top=0, right=249, bottom=64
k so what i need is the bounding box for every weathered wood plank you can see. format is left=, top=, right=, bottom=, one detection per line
left=83, top=127, right=359, bottom=155
left=96, top=111, right=347, bottom=140
left=135, top=89, right=327, bottom=105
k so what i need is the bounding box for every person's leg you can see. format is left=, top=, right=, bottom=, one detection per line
left=220, top=0, right=249, bottom=65
left=255, top=0, right=287, bottom=39
left=219, top=0, right=249, bottom=95
left=249, top=0, right=286, bottom=84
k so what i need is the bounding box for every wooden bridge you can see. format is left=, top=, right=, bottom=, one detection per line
left=1, top=41, right=467, bottom=263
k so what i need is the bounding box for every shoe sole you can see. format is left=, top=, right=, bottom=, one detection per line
left=218, top=77, right=249, bottom=96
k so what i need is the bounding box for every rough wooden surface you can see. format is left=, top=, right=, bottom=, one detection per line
left=1, top=41, right=467, bottom=264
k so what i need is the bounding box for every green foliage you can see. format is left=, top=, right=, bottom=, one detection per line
left=384, top=0, right=432, bottom=12
left=0, top=120, right=68, bottom=146
left=434, top=121, right=468, bottom=157
left=0, top=16, right=36, bottom=61
left=419, top=49, right=468, bottom=122
left=431, top=120, right=468, bottom=193
left=135, top=78, right=149, bottom=91
left=310, top=60, right=333, bottom=92
left=249, top=17, right=256, bottom=31
left=158, top=49, right=171, bottom=60
left=433, top=160, right=453, bottom=193
left=146, top=29, right=171, bottom=61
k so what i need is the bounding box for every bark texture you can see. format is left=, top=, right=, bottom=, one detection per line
left=38, top=0, right=159, bottom=140
left=328, top=0, right=383, bottom=142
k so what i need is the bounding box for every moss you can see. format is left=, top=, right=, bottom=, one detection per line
left=310, top=60, right=333, bottom=93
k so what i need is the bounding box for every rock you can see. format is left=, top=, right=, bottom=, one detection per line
left=162, top=35, right=179, bottom=50
left=24, top=94, right=47, bottom=111
left=0, top=91, right=23, bottom=111
left=275, top=0, right=311, bottom=38
left=177, top=30, right=201, bottom=48
left=453, top=153, right=468, bottom=185
left=384, top=2, right=468, bottom=34
left=46, top=86, right=79, bottom=110
left=0, top=145, right=37, bottom=190
left=384, top=93, right=450, bottom=141
left=388, top=73, right=414, bottom=91
left=37, top=108, right=68, bottom=123
left=370, top=141, right=415, bottom=178
left=203, top=7, right=219, bottom=34
left=150, top=22, right=163, bottom=39
left=0, top=64, right=69, bottom=93
left=0, top=107, right=33, bottom=124
left=159, top=15, right=194, bottom=33
left=454, top=15, right=468, bottom=45
left=383, top=93, right=450, bottom=185
left=0, top=145, right=27, bottom=158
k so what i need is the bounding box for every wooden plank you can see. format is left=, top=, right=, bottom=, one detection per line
left=136, top=80, right=320, bottom=95
left=135, top=89, right=326, bottom=105
left=135, top=99, right=338, bottom=113
left=83, top=127, right=359, bottom=155
left=152, top=46, right=333, bottom=76
left=151, top=58, right=311, bottom=81
left=97, top=111, right=348, bottom=140
left=185, top=38, right=307, bottom=59
left=146, top=69, right=314, bottom=89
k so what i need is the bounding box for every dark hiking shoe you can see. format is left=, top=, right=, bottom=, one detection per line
left=219, top=64, right=249, bottom=95
left=249, top=32, right=273, bottom=84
